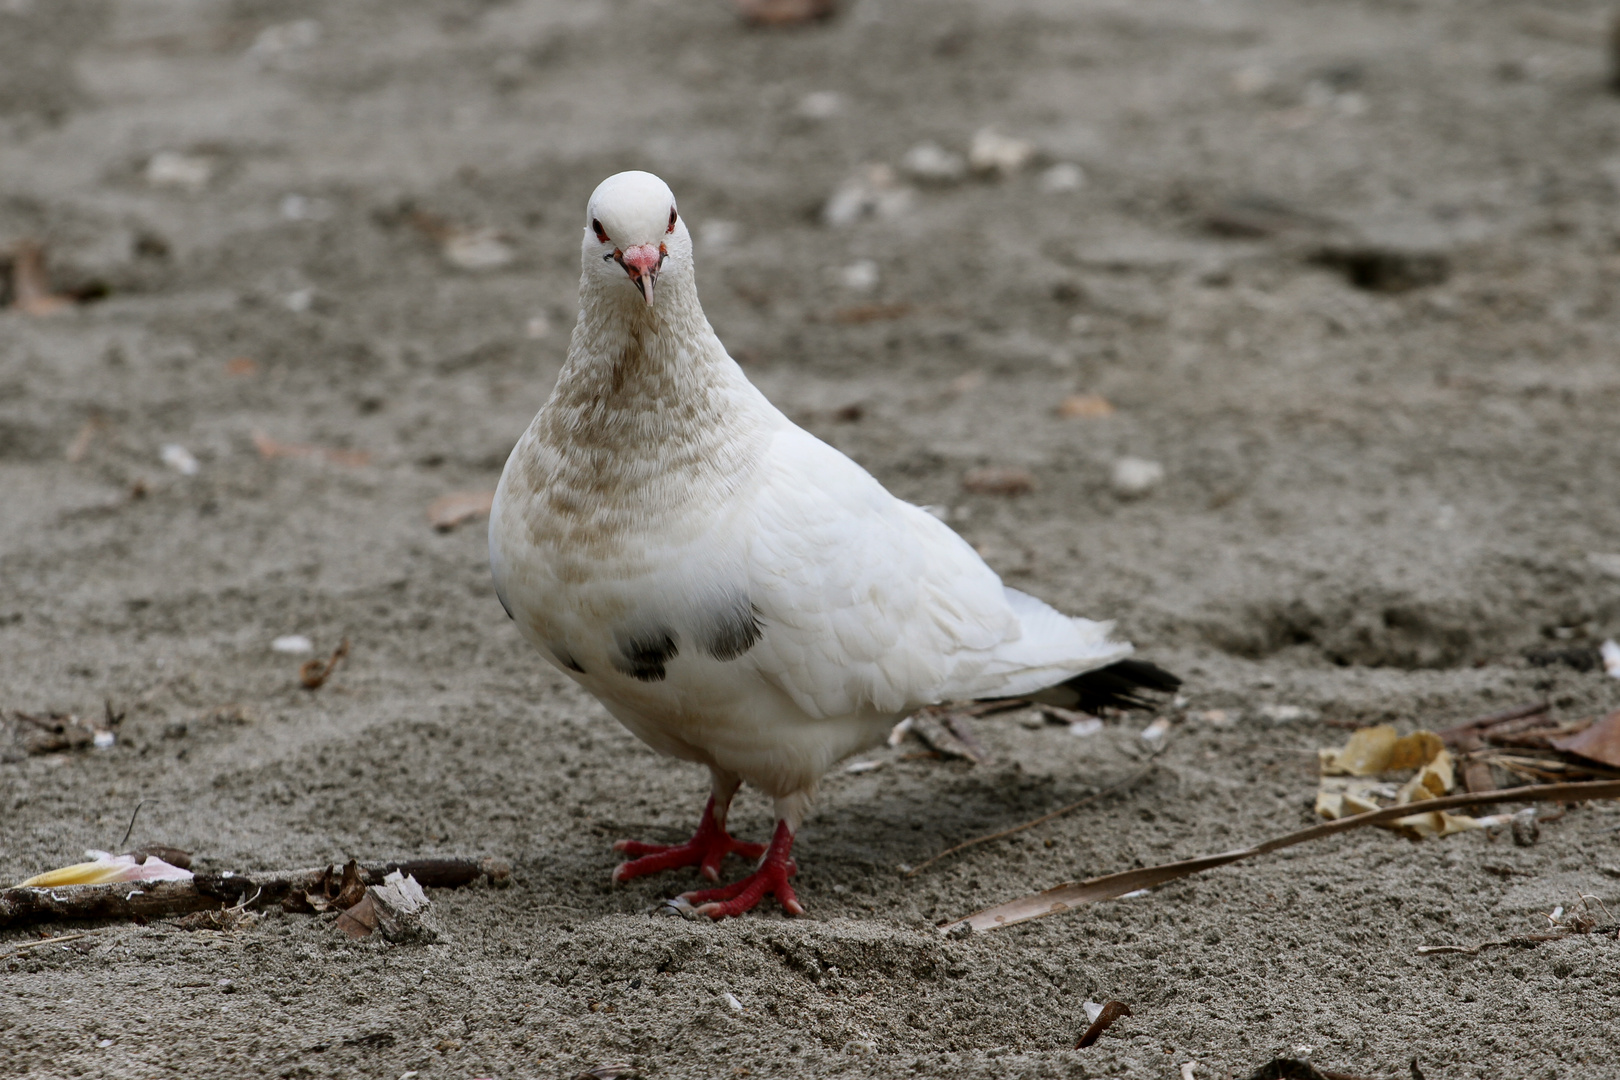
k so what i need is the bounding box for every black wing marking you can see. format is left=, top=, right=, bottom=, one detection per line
left=704, top=600, right=763, bottom=662
left=612, top=627, right=678, bottom=682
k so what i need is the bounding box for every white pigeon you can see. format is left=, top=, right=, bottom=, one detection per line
left=490, top=171, right=1178, bottom=918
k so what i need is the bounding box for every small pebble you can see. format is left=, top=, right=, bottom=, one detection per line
left=145, top=151, right=213, bottom=192
left=1110, top=457, right=1164, bottom=496
left=796, top=91, right=843, bottom=119
left=901, top=142, right=967, bottom=184
left=838, top=260, right=879, bottom=292
left=1038, top=163, right=1086, bottom=193
left=968, top=128, right=1036, bottom=176
left=160, top=444, right=199, bottom=476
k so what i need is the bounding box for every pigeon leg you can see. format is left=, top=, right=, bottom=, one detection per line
left=679, top=819, right=803, bottom=919
left=612, top=772, right=765, bottom=883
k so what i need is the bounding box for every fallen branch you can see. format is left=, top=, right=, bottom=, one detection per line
left=0, top=857, right=509, bottom=929
left=904, top=765, right=1156, bottom=878
left=943, top=779, right=1620, bottom=933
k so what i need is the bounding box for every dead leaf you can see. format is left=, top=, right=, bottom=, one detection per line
left=1074, top=1000, right=1131, bottom=1048
left=734, top=0, right=835, bottom=26
left=334, top=892, right=379, bottom=938
left=1551, top=709, right=1620, bottom=769
left=1319, top=725, right=1442, bottom=776
left=10, top=241, right=73, bottom=316
left=427, top=491, right=495, bottom=531
left=299, top=638, right=350, bottom=690
left=962, top=467, right=1034, bottom=496
left=252, top=430, right=371, bottom=468
left=1057, top=394, right=1115, bottom=419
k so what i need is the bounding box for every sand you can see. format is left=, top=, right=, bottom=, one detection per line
left=4, top=1, right=1620, bottom=1077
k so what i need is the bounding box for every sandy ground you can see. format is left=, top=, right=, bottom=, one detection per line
left=4, top=0, right=1620, bottom=1077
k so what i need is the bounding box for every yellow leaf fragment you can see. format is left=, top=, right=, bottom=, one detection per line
left=1319, top=725, right=1443, bottom=776
left=1315, top=726, right=1477, bottom=838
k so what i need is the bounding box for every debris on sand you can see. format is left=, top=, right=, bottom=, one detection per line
left=1315, top=724, right=1503, bottom=838
left=144, top=151, right=214, bottom=192
left=822, top=165, right=913, bottom=228
left=335, top=870, right=441, bottom=943
left=943, top=778, right=1620, bottom=933
left=7, top=240, right=74, bottom=316
left=1057, top=393, right=1114, bottom=419
left=1551, top=708, right=1620, bottom=769
left=733, top=0, right=835, bottom=26
left=1110, top=457, right=1164, bottom=497
left=2, top=702, right=123, bottom=760
left=900, top=142, right=968, bottom=185
left=968, top=128, right=1037, bottom=177
left=298, top=638, right=350, bottom=690
left=427, top=490, right=496, bottom=531
left=405, top=208, right=516, bottom=271
left=252, top=429, right=371, bottom=468
left=962, top=466, right=1034, bottom=496
left=1, top=856, right=509, bottom=928
left=160, top=443, right=200, bottom=475
left=1074, top=999, right=1131, bottom=1048
left=21, top=849, right=194, bottom=888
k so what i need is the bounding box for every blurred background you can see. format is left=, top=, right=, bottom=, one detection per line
left=4, top=1, right=1620, bottom=1077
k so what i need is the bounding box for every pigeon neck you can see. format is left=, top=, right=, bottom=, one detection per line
left=545, top=269, right=746, bottom=448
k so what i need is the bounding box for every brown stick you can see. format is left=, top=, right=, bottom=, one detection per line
left=944, top=778, right=1620, bottom=933
left=904, top=765, right=1156, bottom=878
left=1436, top=701, right=1548, bottom=746
left=0, top=857, right=509, bottom=928
left=1074, top=1000, right=1131, bottom=1048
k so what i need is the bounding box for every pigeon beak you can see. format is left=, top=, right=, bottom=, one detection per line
left=617, top=243, right=664, bottom=306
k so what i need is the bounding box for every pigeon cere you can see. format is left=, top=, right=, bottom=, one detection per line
left=4, top=2, right=1620, bottom=1079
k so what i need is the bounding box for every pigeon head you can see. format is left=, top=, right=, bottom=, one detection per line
left=583, top=171, right=690, bottom=308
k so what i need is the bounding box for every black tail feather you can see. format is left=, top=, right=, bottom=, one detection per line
left=1028, top=658, right=1182, bottom=713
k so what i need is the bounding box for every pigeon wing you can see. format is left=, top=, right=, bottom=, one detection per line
left=744, top=425, right=1127, bottom=720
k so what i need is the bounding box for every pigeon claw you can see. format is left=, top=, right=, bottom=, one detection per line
left=678, top=820, right=803, bottom=919
left=611, top=796, right=765, bottom=884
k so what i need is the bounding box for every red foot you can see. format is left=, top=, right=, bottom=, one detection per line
left=612, top=796, right=766, bottom=884
left=679, top=820, right=804, bottom=919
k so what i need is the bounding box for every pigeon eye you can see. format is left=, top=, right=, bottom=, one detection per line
left=667, top=208, right=677, bottom=234
left=592, top=219, right=610, bottom=244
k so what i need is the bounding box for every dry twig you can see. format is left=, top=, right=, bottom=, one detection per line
left=905, top=765, right=1156, bottom=877
left=1, top=857, right=509, bottom=929
left=944, top=779, right=1620, bottom=933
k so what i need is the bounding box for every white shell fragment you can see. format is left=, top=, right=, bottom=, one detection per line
left=968, top=128, right=1036, bottom=176
left=443, top=229, right=515, bottom=271
left=823, top=165, right=913, bottom=228
left=838, top=260, right=880, bottom=292
left=145, top=151, right=214, bottom=192
left=1110, top=457, right=1164, bottom=496
left=272, top=634, right=315, bottom=654
left=796, top=91, right=844, bottom=119
left=160, top=444, right=199, bottom=475
left=901, top=142, right=968, bottom=185
left=1602, top=639, right=1620, bottom=679
left=1038, top=163, right=1086, bottom=193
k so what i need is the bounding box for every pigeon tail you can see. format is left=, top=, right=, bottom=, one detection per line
left=1023, top=658, right=1182, bottom=713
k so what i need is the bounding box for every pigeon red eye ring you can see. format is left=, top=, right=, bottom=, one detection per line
left=592, top=218, right=610, bottom=244
left=667, top=208, right=677, bottom=234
